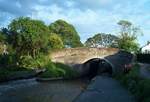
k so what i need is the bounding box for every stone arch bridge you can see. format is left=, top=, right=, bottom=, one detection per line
left=50, top=48, right=133, bottom=76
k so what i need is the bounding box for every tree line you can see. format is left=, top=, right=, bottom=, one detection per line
left=0, top=17, right=143, bottom=80
left=85, top=20, right=142, bottom=53
left=0, top=17, right=84, bottom=69
left=0, top=17, right=142, bottom=67
left=0, top=17, right=83, bottom=58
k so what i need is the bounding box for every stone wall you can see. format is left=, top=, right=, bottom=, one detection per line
left=50, top=47, right=119, bottom=65
left=50, top=47, right=119, bottom=75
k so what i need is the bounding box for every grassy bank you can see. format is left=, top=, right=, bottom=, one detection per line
left=115, top=63, right=150, bottom=102
left=0, top=67, right=34, bottom=82
left=38, top=62, right=79, bottom=79
left=0, top=53, right=79, bottom=82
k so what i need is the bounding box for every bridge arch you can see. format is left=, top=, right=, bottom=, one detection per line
left=50, top=48, right=134, bottom=77
left=82, top=58, right=114, bottom=78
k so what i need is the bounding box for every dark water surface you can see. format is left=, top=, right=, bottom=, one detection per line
left=0, top=78, right=88, bottom=102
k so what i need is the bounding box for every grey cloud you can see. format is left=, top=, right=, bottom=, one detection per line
left=0, top=0, right=147, bottom=17
left=0, top=0, right=37, bottom=16
left=0, top=0, right=149, bottom=46
left=0, top=0, right=75, bottom=16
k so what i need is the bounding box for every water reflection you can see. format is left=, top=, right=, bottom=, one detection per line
left=0, top=78, right=88, bottom=102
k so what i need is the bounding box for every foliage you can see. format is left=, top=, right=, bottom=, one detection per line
left=39, top=62, right=78, bottom=79
left=19, top=54, right=50, bottom=69
left=48, top=33, right=64, bottom=49
left=117, top=20, right=142, bottom=53
left=0, top=28, right=16, bottom=54
left=0, top=54, right=17, bottom=67
left=85, top=33, right=119, bottom=48
left=39, top=62, right=65, bottom=78
left=0, top=68, right=10, bottom=81
left=0, top=43, right=4, bottom=54
left=138, top=79, right=150, bottom=102
left=0, top=31, right=6, bottom=54
left=49, top=19, right=83, bottom=48
left=8, top=17, right=49, bottom=58
left=117, top=63, right=140, bottom=85
left=115, top=63, right=150, bottom=102
left=0, top=31, right=6, bottom=43
left=0, top=66, right=33, bottom=82
left=118, top=35, right=139, bottom=53
left=54, top=62, right=79, bottom=78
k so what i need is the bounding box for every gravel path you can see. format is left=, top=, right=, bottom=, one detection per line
left=74, top=76, right=135, bottom=102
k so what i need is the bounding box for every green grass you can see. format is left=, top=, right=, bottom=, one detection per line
left=0, top=67, right=33, bottom=81
left=39, top=62, right=79, bottom=79
left=115, top=63, right=150, bottom=102
left=0, top=54, right=79, bottom=81
left=54, top=62, right=79, bottom=79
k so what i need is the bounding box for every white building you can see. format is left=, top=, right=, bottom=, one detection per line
left=141, top=43, right=150, bottom=53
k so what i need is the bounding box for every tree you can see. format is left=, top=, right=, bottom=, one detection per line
left=0, top=32, right=6, bottom=43
left=84, top=33, right=119, bottom=48
left=117, top=20, right=142, bottom=53
left=48, top=33, right=64, bottom=49
left=0, top=31, right=6, bottom=54
left=8, top=17, right=49, bottom=58
left=118, top=35, right=139, bottom=52
left=49, top=19, right=83, bottom=48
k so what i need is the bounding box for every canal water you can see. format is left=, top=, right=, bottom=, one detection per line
left=0, top=78, right=88, bottom=102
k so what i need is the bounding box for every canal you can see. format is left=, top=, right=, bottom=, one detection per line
left=0, top=78, right=88, bottom=102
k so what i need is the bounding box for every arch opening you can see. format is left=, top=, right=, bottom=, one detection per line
left=83, top=58, right=113, bottom=79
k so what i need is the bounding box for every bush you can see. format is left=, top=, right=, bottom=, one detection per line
left=0, top=66, right=33, bottom=81
left=115, top=63, right=150, bottom=102
left=48, top=33, right=64, bottom=49
left=137, top=79, right=150, bottom=102
left=39, top=62, right=65, bottom=78
left=116, top=64, right=140, bottom=94
left=19, top=54, right=50, bottom=69
left=0, top=69, right=10, bottom=81
left=39, top=62, right=78, bottom=79
left=54, top=62, right=79, bottom=78
left=0, top=54, right=17, bottom=67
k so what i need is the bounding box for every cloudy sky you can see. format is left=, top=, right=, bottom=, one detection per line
left=0, top=0, right=150, bottom=46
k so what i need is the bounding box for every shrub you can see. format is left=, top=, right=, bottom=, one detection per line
left=39, top=62, right=65, bottom=78
left=116, top=63, right=140, bottom=84
left=19, top=55, right=34, bottom=68
left=0, top=66, right=33, bottom=82
left=0, top=54, right=17, bottom=67
left=116, top=64, right=140, bottom=95
left=39, top=62, right=79, bottom=79
left=137, top=79, right=150, bottom=102
left=54, top=62, right=79, bottom=78
left=0, top=69, right=10, bottom=81
left=19, top=54, right=50, bottom=69
left=48, top=33, right=64, bottom=49
left=115, top=63, right=150, bottom=102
